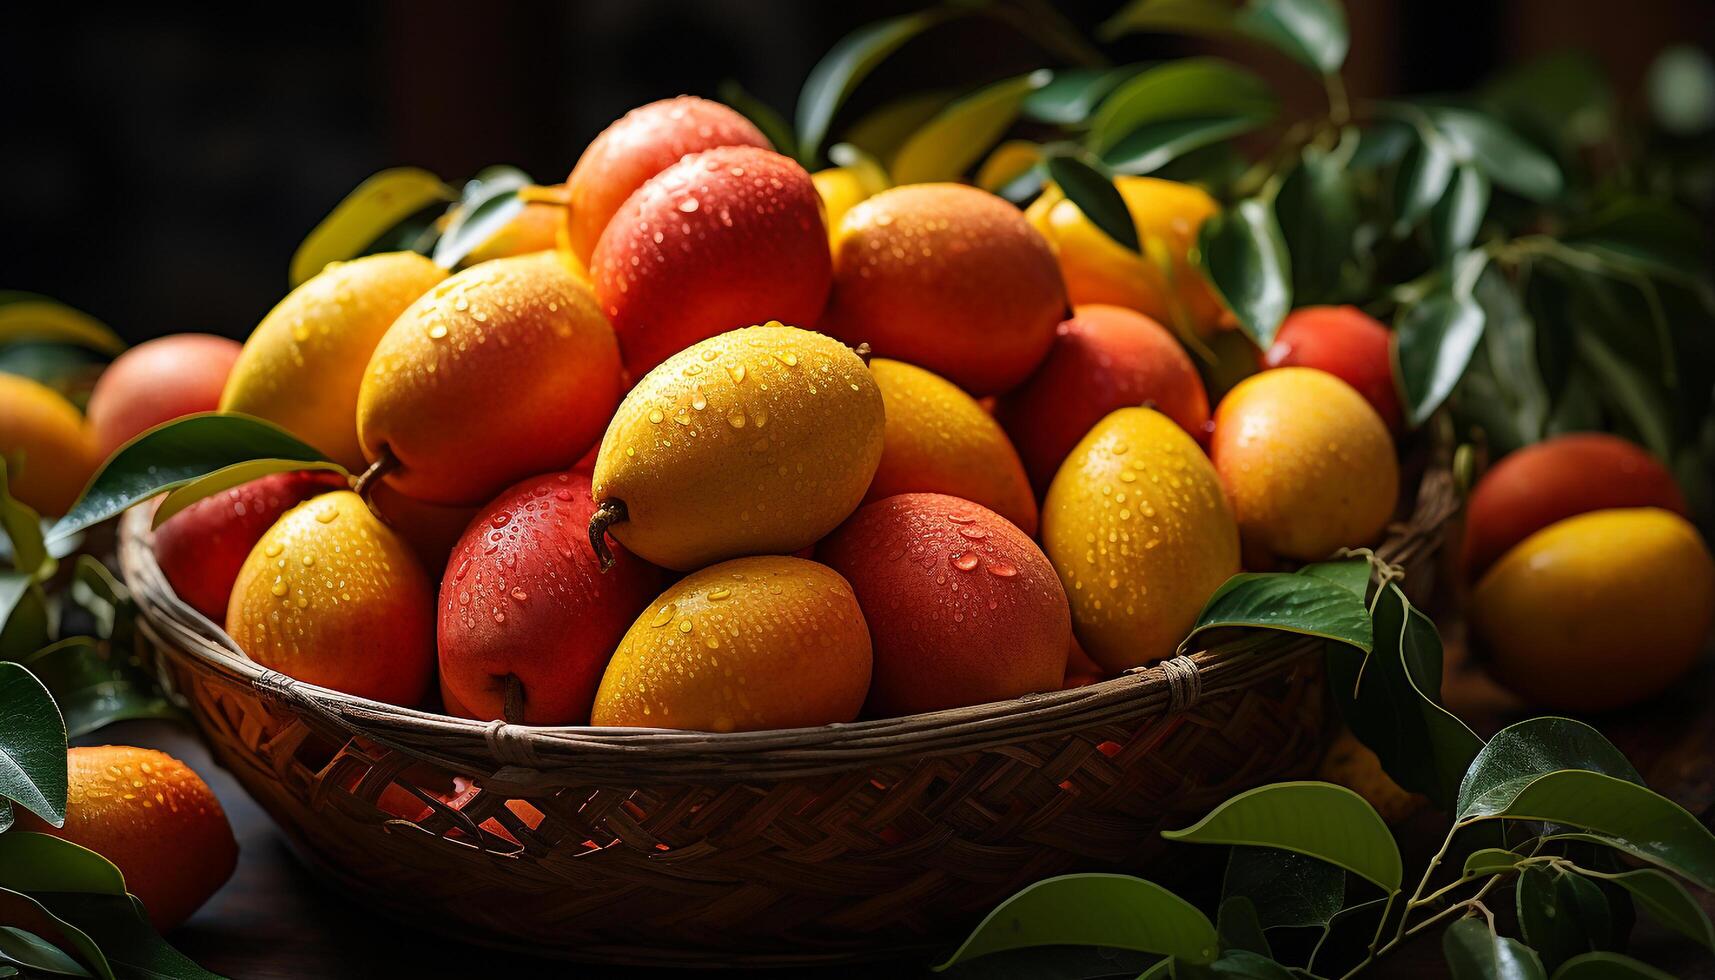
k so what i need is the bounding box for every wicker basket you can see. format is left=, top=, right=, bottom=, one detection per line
left=117, top=465, right=1457, bottom=967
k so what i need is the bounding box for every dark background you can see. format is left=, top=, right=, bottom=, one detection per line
left=3, top=0, right=1709, bottom=345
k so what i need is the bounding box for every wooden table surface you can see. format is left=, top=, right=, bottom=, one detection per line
left=88, top=619, right=1715, bottom=979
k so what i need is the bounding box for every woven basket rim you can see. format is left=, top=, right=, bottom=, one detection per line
left=117, top=462, right=1457, bottom=781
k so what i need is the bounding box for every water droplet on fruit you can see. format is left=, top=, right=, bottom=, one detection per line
left=677, top=619, right=693, bottom=633
left=987, top=561, right=1018, bottom=578
left=264, top=541, right=284, bottom=558
left=958, top=526, right=987, bottom=541
left=270, top=577, right=289, bottom=597
left=708, top=587, right=731, bottom=600
left=678, top=197, right=700, bottom=213
left=647, top=408, right=664, bottom=424
left=426, top=323, right=448, bottom=340
left=727, top=410, right=746, bottom=428
left=649, top=604, right=676, bottom=628
left=952, top=553, right=980, bottom=572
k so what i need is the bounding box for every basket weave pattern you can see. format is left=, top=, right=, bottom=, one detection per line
left=118, top=467, right=1456, bottom=966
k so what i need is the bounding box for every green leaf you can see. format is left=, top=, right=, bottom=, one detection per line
left=1349, top=121, right=1413, bottom=170
left=1551, top=952, right=1675, bottom=980
left=0, top=662, right=68, bottom=827
left=69, top=557, right=128, bottom=642
left=0, top=459, right=49, bottom=578
left=937, top=873, right=1220, bottom=969
left=0, top=889, right=112, bottom=980
left=1462, top=848, right=1525, bottom=878
left=1392, top=136, right=1455, bottom=234
left=0, top=925, right=94, bottom=976
left=0, top=580, right=51, bottom=662
left=151, top=458, right=346, bottom=530
left=1197, top=198, right=1291, bottom=348
left=892, top=71, right=1051, bottom=185
left=1429, top=108, right=1563, bottom=202
left=1216, top=896, right=1270, bottom=957
left=1565, top=197, right=1707, bottom=281
left=1044, top=152, right=1140, bottom=252
left=795, top=7, right=954, bottom=165
left=288, top=168, right=455, bottom=287
left=1222, top=847, right=1345, bottom=931
left=841, top=89, right=958, bottom=165
left=1458, top=717, right=1643, bottom=822
left=1429, top=164, right=1490, bottom=261
left=1443, top=918, right=1546, bottom=980
left=1326, top=584, right=1482, bottom=810
left=1599, top=867, right=1715, bottom=951
left=1163, top=782, right=1402, bottom=892
left=1572, top=327, right=1676, bottom=463
left=1104, top=115, right=1268, bottom=177
left=1022, top=66, right=1141, bottom=126
left=431, top=169, right=530, bottom=270
left=0, top=343, right=109, bottom=406
left=717, top=80, right=798, bottom=160
left=1493, top=771, right=1715, bottom=890
left=1182, top=571, right=1372, bottom=653
left=1088, top=59, right=1274, bottom=157
left=1517, top=867, right=1604, bottom=972
left=0, top=833, right=128, bottom=896
left=1298, top=557, right=1370, bottom=600
left=48, top=414, right=339, bottom=545
left=1394, top=274, right=1487, bottom=426
left=1480, top=52, right=1614, bottom=154
left=1274, top=143, right=1359, bottom=303
left=1210, top=949, right=1294, bottom=979
left=1236, top=0, right=1348, bottom=74
left=0, top=293, right=125, bottom=357
left=23, top=640, right=182, bottom=739
left=36, top=894, right=224, bottom=980
left=1454, top=268, right=1548, bottom=455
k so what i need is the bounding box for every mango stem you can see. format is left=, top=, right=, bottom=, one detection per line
left=352, top=445, right=398, bottom=500
left=852, top=341, right=873, bottom=366
left=501, top=673, right=525, bottom=725
left=587, top=498, right=628, bottom=573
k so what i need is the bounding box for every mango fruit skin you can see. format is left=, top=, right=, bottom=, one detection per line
left=819, top=493, right=1069, bottom=716
left=86, top=334, right=241, bottom=459
left=591, top=145, right=831, bottom=379
left=591, top=556, right=872, bottom=731
left=226, top=490, right=434, bottom=706
left=866, top=358, right=1037, bottom=535
left=221, top=252, right=446, bottom=471
left=1210, top=367, right=1399, bottom=562
left=820, top=183, right=1066, bottom=396
left=357, top=252, right=622, bottom=506
left=566, top=96, right=770, bottom=263
left=592, top=323, right=884, bottom=571
left=0, top=371, right=98, bottom=515
left=811, top=162, right=888, bottom=247
left=1262, top=306, right=1402, bottom=431
left=1026, top=177, right=1227, bottom=337
left=15, top=746, right=236, bottom=931
left=1471, top=507, right=1715, bottom=713
left=1462, top=433, right=1686, bottom=580
left=1042, top=407, right=1239, bottom=672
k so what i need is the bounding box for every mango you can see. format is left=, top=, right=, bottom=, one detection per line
left=226, top=490, right=434, bottom=705
left=1261, top=307, right=1402, bottom=430
left=357, top=252, right=622, bottom=505
left=0, top=371, right=98, bottom=515
left=819, top=493, right=1069, bottom=715
left=811, top=161, right=888, bottom=246
left=221, top=252, right=446, bottom=471
left=867, top=358, right=1037, bottom=535
left=590, top=556, right=872, bottom=731
left=821, top=183, right=1065, bottom=396
left=1026, top=177, right=1228, bottom=337
left=1471, top=508, right=1714, bottom=712
left=1462, top=433, right=1686, bottom=580
left=1211, top=367, right=1399, bottom=562
left=86, top=334, right=241, bottom=459
left=566, top=96, right=770, bottom=262
left=1042, top=407, right=1239, bottom=672
left=998, top=304, right=1210, bottom=496
left=16, top=746, right=236, bottom=931
left=590, top=323, right=883, bottom=571
left=591, top=145, right=830, bottom=379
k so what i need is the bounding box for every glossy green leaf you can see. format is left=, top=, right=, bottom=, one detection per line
left=1182, top=571, right=1371, bottom=653
left=937, top=873, right=1220, bottom=968
left=288, top=168, right=454, bottom=286
left=1216, top=896, right=1269, bottom=957
left=0, top=571, right=34, bottom=646
left=1104, top=115, right=1268, bottom=176
left=1099, top=0, right=1235, bottom=42
left=1197, top=198, right=1291, bottom=349
left=1429, top=164, right=1490, bottom=261
left=0, top=663, right=67, bottom=827
left=892, top=71, right=1051, bottom=185
left=841, top=89, right=956, bottom=165
left=1443, top=918, right=1546, bottom=980
left=1600, top=867, right=1715, bottom=951
left=1045, top=152, right=1140, bottom=252
left=0, top=459, right=49, bottom=577
left=0, top=889, right=111, bottom=980
left=1493, top=771, right=1715, bottom=890
left=1517, top=867, right=1604, bottom=972
left=69, top=557, right=127, bottom=642
left=1455, top=267, right=1548, bottom=455
left=431, top=170, right=529, bottom=270
left=49, top=414, right=337, bottom=545
left=0, top=833, right=126, bottom=896
left=1392, top=136, right=1455, bottom=235
left=151, top=457, right=346, bottom=530
left=1429, top=108, right=1563, bottom=202
left=1456, top=717, right=1643, bottom=823
left=1210, top=949, right=1294, bottom=979
left=1326, top=584, right=1482, bottom=810
left=796, top=7, right=953, bottom=164
left=36, top=893, right=223, bottom=980
left=1022, top=66, right=1141, bottom=125
left=23, top=640, right=182, bottom=739
left=0, top=293, right=125, bottom=357
left=1222, top=847, right=1344, bottom=931
left=1163, top=782, right=1401, bottom=892
left=0, top=343, right=108, bottom=407
left=0, top=926, right=93, bottom=976
left=1350, top=120, right=1413, bottom=169
left=1274, top=144, right=1359, bottom=303
left=1552, top=952, right=1675, bottom=980
left=717, top=80, right=798, bottom=160
left=1565, top=197, right=1706, bottom=282
left=1088, top=59, right=1274, bottom=157
left=1298, top=557, right=1370, bottom=600
left=0, top=579, right=51, bottom=662
left=1462, top=848, right=1525, bottom=878
left=1236, top=0, right=1348, bottom=74
left=1394, top=279, right=1486, bottom=426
